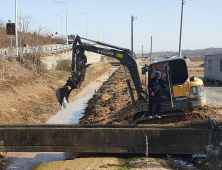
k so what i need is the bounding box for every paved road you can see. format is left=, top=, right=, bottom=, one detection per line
left=204, top=82, right=222, bottom=105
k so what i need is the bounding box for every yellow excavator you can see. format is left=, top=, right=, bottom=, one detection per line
left=56, top=35, right=206, bottom=124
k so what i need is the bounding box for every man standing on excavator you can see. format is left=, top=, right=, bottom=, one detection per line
left=147, top=71, right=168, bottom=120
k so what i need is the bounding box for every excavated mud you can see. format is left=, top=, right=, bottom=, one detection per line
left=80, top=66, right=136, bottom=125
left=80, top=66, right=222, bottom=128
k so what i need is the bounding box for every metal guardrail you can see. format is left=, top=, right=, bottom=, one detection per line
left=0, top=44, right=72, bottom=57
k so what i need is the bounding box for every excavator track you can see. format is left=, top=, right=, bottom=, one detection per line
left=133, top=110, right=187, bottom=124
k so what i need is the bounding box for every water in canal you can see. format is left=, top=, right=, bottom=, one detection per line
left=46, top=67, right=117, bottom=124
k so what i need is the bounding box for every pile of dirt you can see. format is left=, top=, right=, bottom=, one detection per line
left=80, top=64, right=221, bottom=128
left=167, top=105, right=222, bottom=128
left=80, top=66, right=137, bottom=124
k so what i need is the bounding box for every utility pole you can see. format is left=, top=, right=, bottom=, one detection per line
left=179, top=0, right=184, bottom=58
left=150, top=36, right=152, bottom=63
left=66, top=3, right=68, bottom=45
left=56, top=15, right=64, bottom=38
left=86, top=15, right=87, bottom=38
left=20, top=0, right=22, bottom=42
left=21, top=0, right=23, bottom=55
left=131, top=16, right=133, bottom=52
left=15, top=0, right=18, bottom=56
left=54, top=1, right=68, bottom=45
left=91, top=20, right=98, bottom=41
left=142, top=45, right=143, bottom=62
left=104, top=34, right=109, bottom=43
left=8, top=20, right=12, bottom=48
left=98, top=28, right=104, bottom=42
left=78, top=13, right=87, bottom=38
left=131, top=15, right=137, bottom=53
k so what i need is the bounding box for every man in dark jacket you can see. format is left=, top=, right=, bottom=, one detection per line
left=147, top=71, right=167, bottom=120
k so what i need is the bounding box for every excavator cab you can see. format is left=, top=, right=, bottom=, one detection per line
left=149, top=61, right=172, bottom=105
left=149, top=58, right=190, bottom=107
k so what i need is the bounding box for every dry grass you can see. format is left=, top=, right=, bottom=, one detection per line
left=0, top=27, right=65, bottom=49
left=0, top=57, right=113, bottom=124
left=0, top=57, right=33, bottom=81
left=186, top=60, right=204, bottom=77
left=187, top=61, right=204, bottom=68
left=56, top=59, right=72, bottom=72
left=139, top=60, right=151, bottom=67
left=0, top=55, right=61, bottom=124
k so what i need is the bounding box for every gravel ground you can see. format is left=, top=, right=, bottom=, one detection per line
left=204, top=82, right=222, bottom=106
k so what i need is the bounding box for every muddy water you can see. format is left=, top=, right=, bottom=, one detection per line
left=46, top=67, right=117, bottom=124
left=6, top=67, right=118, bottom=170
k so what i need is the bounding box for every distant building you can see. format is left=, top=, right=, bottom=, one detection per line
left=145, top=56, right=164, bottom=63
left=204, top=54, right=222, bottom=81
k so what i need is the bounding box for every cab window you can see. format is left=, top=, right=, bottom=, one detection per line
left=169, top=59, right=188, bottom=85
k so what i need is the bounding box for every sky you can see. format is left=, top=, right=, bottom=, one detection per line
left=1, top=0, right=222, bottom=53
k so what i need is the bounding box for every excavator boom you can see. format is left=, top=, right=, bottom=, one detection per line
left=56, top=35, right=147, bottom=108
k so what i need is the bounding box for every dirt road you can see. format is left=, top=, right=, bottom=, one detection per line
left=204, top=82, right=222, bottom=106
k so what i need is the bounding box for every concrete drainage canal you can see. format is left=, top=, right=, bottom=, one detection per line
left=5, top=67, right=118, bottom=170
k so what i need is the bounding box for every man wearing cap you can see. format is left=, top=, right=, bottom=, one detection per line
left=147, top=71, right=167, bottom=120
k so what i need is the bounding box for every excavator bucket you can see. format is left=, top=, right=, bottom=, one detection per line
left=56, top=61, right=87, bottom=108
left=56, top=77, right=78, bottom=107
left=56, top=86, right=71, bottom=107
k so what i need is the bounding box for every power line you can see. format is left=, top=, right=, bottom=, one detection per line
left=186, top=0, right=222, bottom=11
left=152, top=2, right=180, bottom=37
left=185, top=0, right=222, bottom=15
left=143, top=1, right=181, bottom=45
left=186, top=4, right=222, bottom=15
left=136, top=0, right=179, bottom=19
left=186, top=1, right=222, bottom=13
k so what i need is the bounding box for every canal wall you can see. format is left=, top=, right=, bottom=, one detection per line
left=0, top=124, right=212, bottom=154
left=41, top=44, right=104, bottom=70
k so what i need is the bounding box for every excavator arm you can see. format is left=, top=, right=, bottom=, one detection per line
left=56, top=34, right=147, bottom=108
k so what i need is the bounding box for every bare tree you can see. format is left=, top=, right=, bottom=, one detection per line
left=29, top=24, right=50, bottom=65
left=0, top=18, right=4, bottom=28
left=17, top=14, right=33, bottom=61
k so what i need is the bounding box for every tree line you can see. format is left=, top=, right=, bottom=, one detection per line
left=140, top=47, right=222, bottom=57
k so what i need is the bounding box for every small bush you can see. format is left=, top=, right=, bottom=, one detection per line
left=128, top=157, right=140, bottom=161
left=100, top=165, right=109, bottom=168
left=17, top=53, right=48, bottom=75
left=119, top=166, right=130, bottom=170
left=36, top=62, right=48, bottom=75
left=56, top=59, right=72, bottom=72
left=93, top=120, right=100, bottom=124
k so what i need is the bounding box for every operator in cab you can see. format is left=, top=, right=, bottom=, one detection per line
left=147, top=71, right=168, bottom=120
